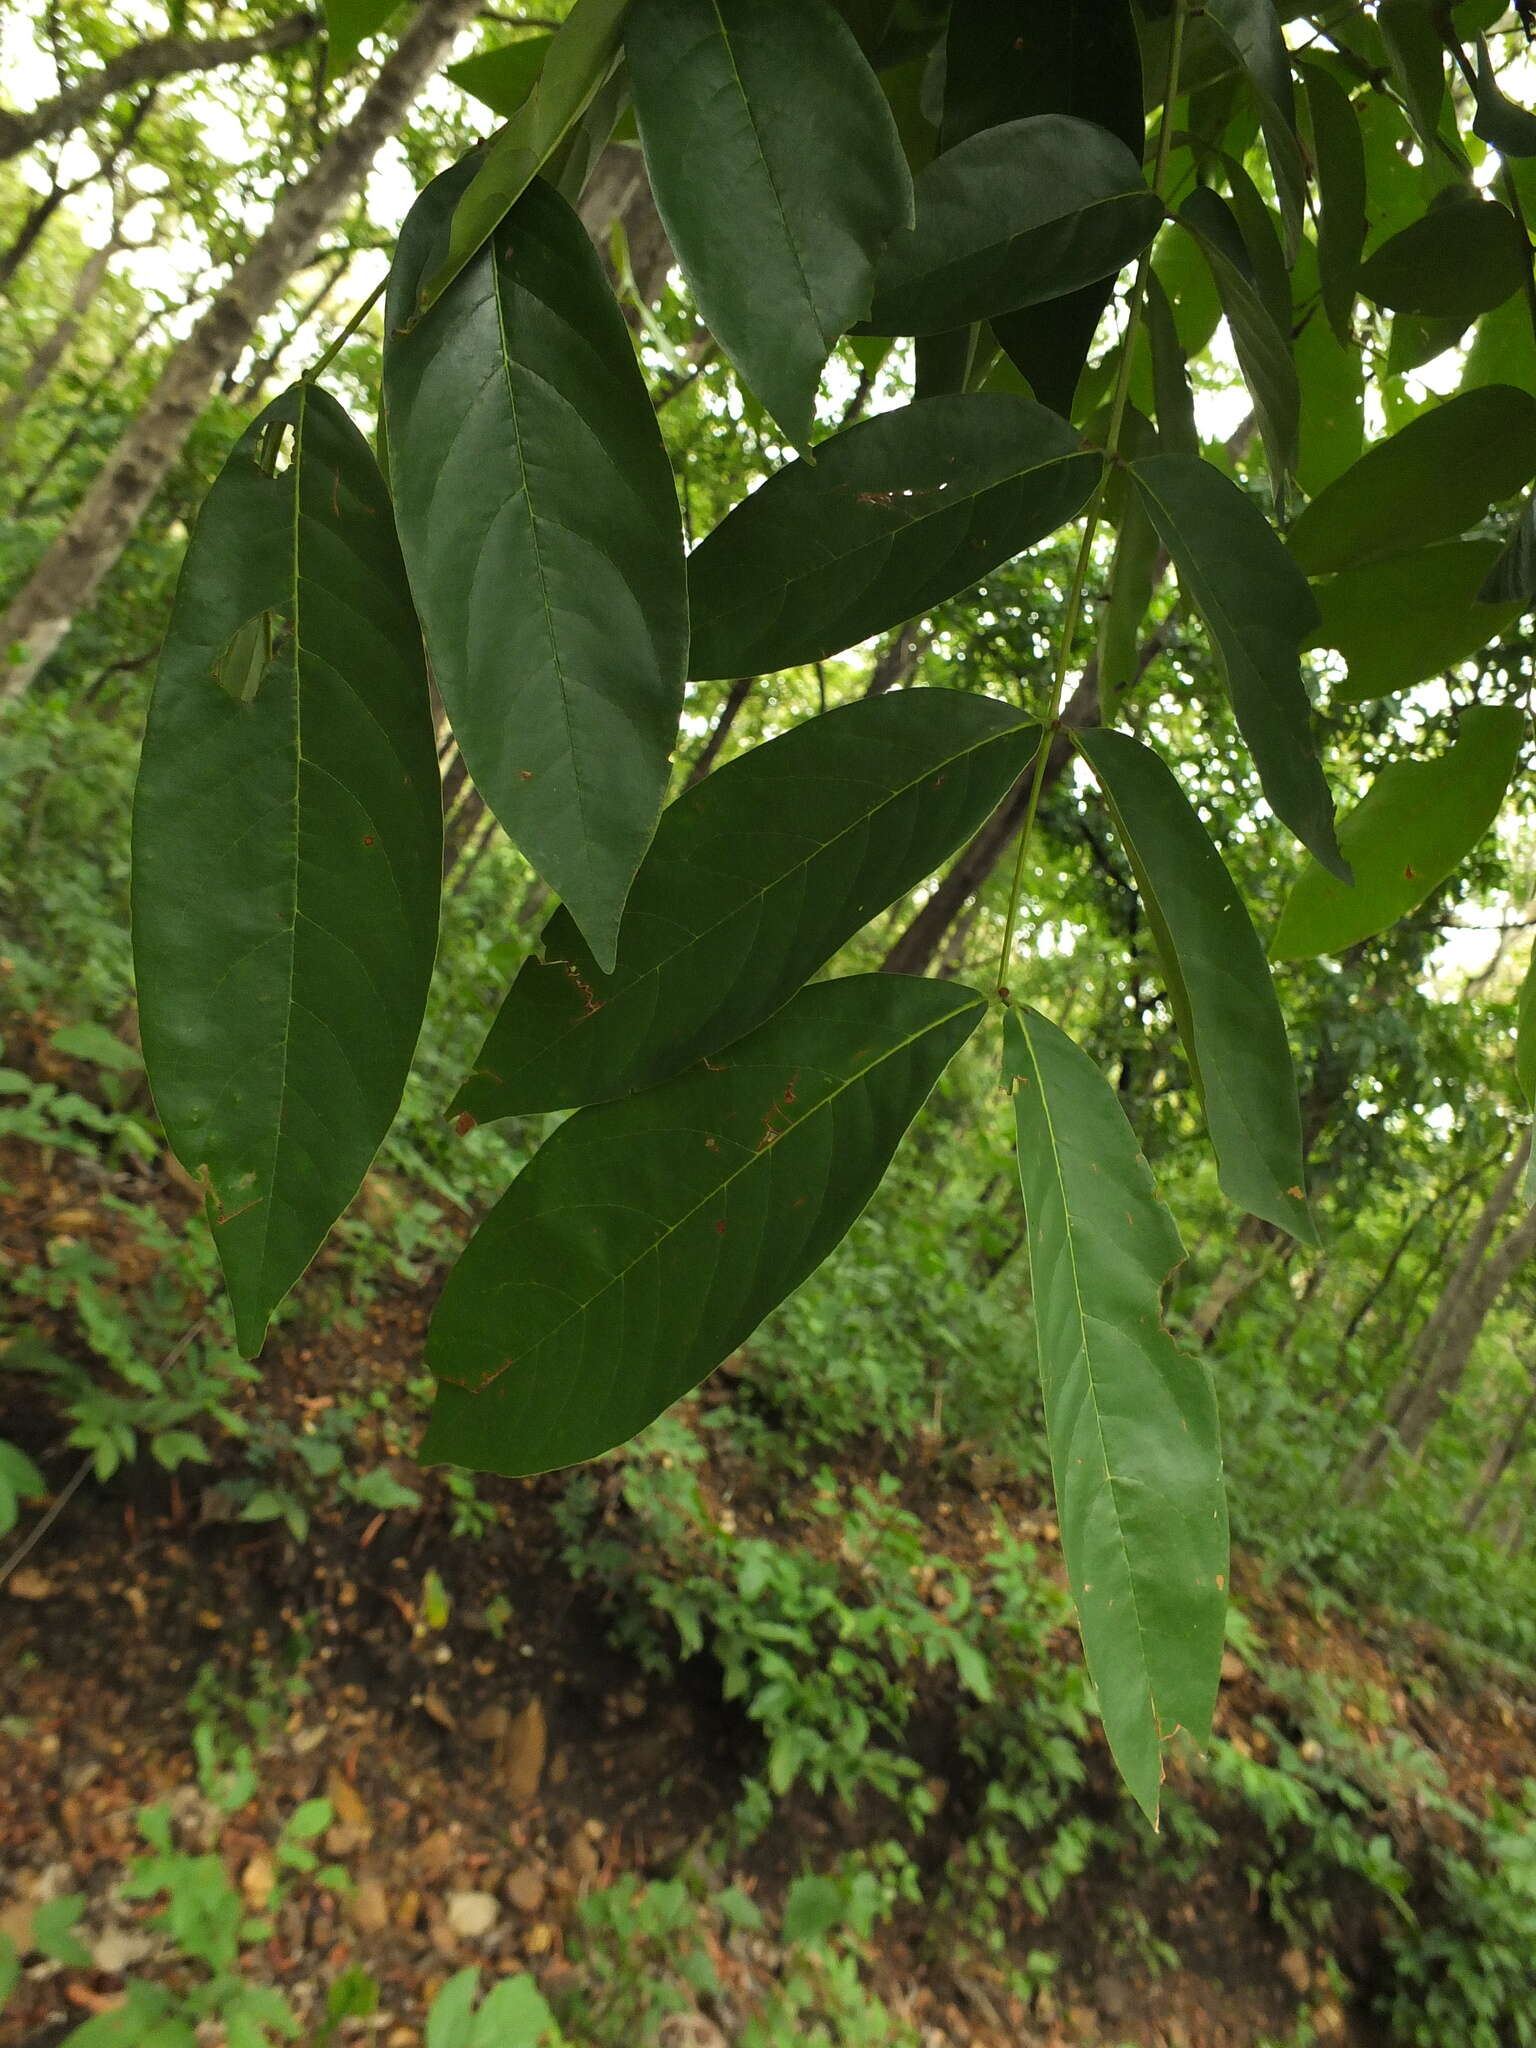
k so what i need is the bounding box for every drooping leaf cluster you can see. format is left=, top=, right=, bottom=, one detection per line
left=134, top=0, right=1536, bottom=1819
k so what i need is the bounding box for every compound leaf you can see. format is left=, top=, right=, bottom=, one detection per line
left=385, top=163, right=686, bottom=972
left=132, top=383, right=442, bottom=1357
left=1129, top=452, right=1345, bottom=880
left=1077, top=729, right=1314, bottom=1242
left=454, top=691, right=1039, bottom=1120
left=1005, top=1004, right=1226, bottom=1828
left=687, top=392, right=1101, bottom=679
left=626, top=0, right=912, bottom=449
left=423, top=977, right=984, bottom=1474
left=1273, top=704, right=1525, bottom=960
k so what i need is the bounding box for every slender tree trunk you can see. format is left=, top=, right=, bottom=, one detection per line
left=0, top=12, right=320, bottom=161
left=0, top=0, right=480, bottom=702
left=687, top=675, right=756, bottom=786
left=1461, top=1361, right=1536, bottom=1532
left=1370, top=1179, right=1484, bottom=1371
left=0, top=228, right=123, bottom=464
left=1346, top=1136, right=1533, bottom=1490
left=1342, top=1151, right=1499, bottom=1344
left=11, top=299, right=182, bottom=516
left=863, top=622, right=928, bottom=696
left=1186, top=1214, right=1274, bottom=1349
left=1395, top=1201, right=1536, bottom=1461
left=578, top=143, right=673, bottom=313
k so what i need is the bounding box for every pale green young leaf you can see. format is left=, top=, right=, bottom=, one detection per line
left=1273, top=706, right=1525, bottom=960
left=1287, top=385, right=1536, bottom=575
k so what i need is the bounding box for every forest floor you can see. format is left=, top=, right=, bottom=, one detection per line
left=3, top=1034, right=1535, bottom=2048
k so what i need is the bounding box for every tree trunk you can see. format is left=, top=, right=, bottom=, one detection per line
left=1461, top=1360, right=1536, bottom=1532
left=0, top=12, right=320, bottom=161
left=0, top=0, right=480, bottom=702
left=0, top=227, right=123, bottom=464
left=863, top=622, right=928, bottom=696
left=0, top=95, right=154, bottom=296
left=577, top=143, right=673, bottom=313
left=1346, top=1135, right=1533, bottom=1491
left=1186, top=1214, right=1274, bottom=1349
left=1394, top=1199, right=1536, bottom=1461
left=227, top=247, right=355, bottom=405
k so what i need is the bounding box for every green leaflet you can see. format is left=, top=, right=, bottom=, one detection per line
left=864, top=114, right=1162, bottom=337
left=1178, top=188, right=1299, bottom=501
left=1287, top=386, right=1536, bottom=576
left=413, top=0, right=629, bottom=320
left=384, top=164, right=687, bottom=974
left=944, top=0, right=1144, bottom=421
left=1311, top=541, right=1522, bottom=702
left=1302, top=61, right=1367, bottom=343
left=131, top=383, right=442, bottom=1357
left=1377, top=0, right=1456, bottom=164
left=1273, top=705, right=1525, bottom=962
left=1004, top=1005, right=1227, bottom=1827
left=1357, top=199, right=1529, bottom=325
left=686, top=393, right=1101, bottom=680
left=447, top=34, right=553, bottom=118
left=325, top=0, right=401, bottom=73
left=626, top=0, right=912, bottom=450
left=423, top=976, right=984, bottom=1476
left=1294, top=259, right=1364, bottom=497
left=1473, top=36, right=1536, bottom=157
left=453, top=691, right=1039, bottom=1121
left=1143, top=270, right=1197, bottom=455
left=1518, top=946, right=1536, bottom=1109
left=1077, top=730, right=1314, bottom=1243
left=1128, top=453, right=1345, bottom=882
left=1203, top=0, right=1305, bottom=259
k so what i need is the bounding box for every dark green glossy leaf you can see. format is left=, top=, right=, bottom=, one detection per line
left=412, top=0, right=628, bottom=321
left=864, top=114, right=1161, bottom=336
left=447, top=34, right=552, bottom=118
left=132, top=384, right=442, bottom=1357
left=626, top=0, right=911, bottom=448
left=1378, top=0, right=1453, bottom=160
left=384, top=166, right=686, bottom=973
left=1302, top=61, right=1367, bottom=342
left=1203, top=0, right=1305, bottom=257
left=1004, top=1004, right=1226, bottom=1827
left=1473, top=35, right=1536, bottom=156
left=454, top=691, right=1038, bottom=1122
left=941, top=0, right=1141, bottom=154
left=1077, top=729, right=1314, bottom=1241
left=1287, top=385, right=1536, bottom=575
left=956, top=1, right=1143, bottom=420
left=1129, top=453, right=1344, bottom=880
left=423, top=976, right=985, bottom=1474
left=1178, top=188, right=1299, bottom=499
left=325, top=0, right=401, bottom=73
left=1481, top=489, right=1536, bottom=606
left=1272, top=705, right=1524, bottom=961
left=1358, top=198, right=1528, bottom=323
left=1312, top=541, right=1521, bottom=701
left=686, top=392, right=1101, bottom=680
